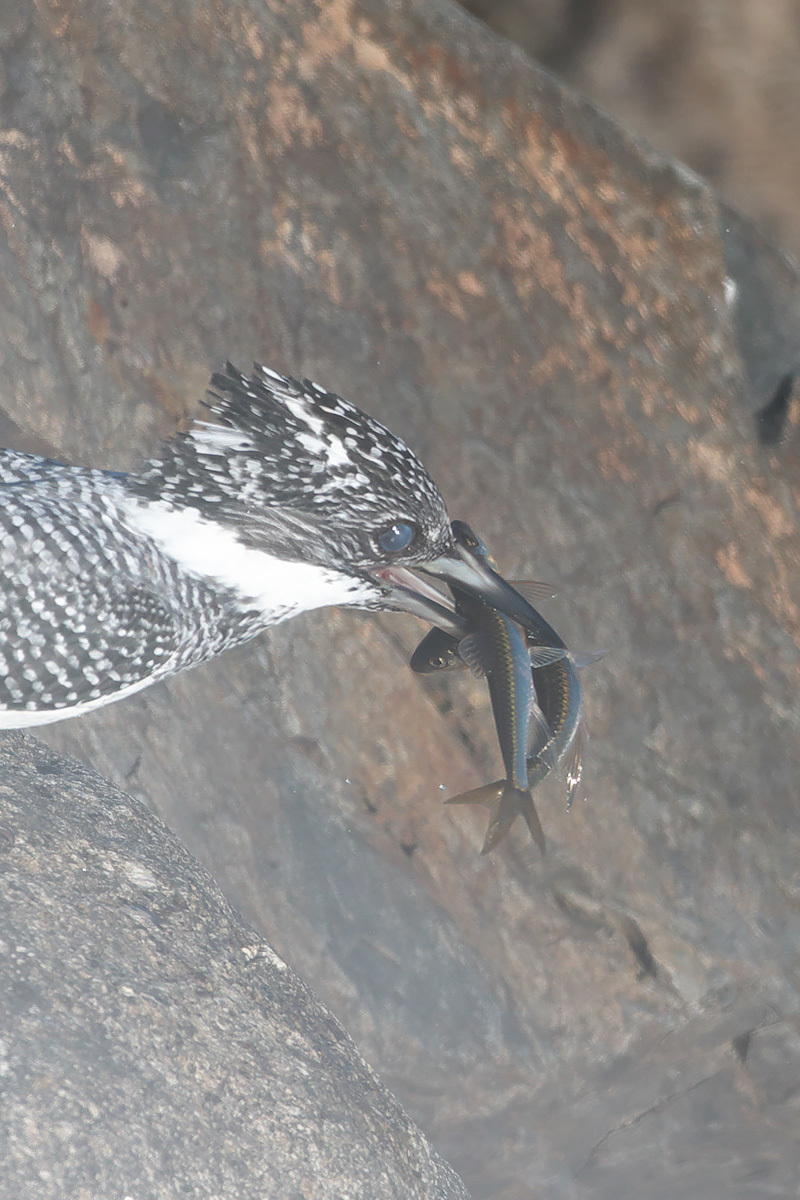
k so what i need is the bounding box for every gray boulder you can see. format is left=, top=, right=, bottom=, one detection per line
left=0, top=732, right=469, bottom=1199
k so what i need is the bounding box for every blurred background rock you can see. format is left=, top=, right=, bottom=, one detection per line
left=461, top=0, right=800, bottom=257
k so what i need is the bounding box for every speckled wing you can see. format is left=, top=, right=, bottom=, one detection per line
left=0, top=451, right=71, bottom=485
left=0, top=451, right=127, bottom=486
left=0, top=471, right=185, bottom=721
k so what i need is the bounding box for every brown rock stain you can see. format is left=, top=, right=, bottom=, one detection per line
left=638, top=384, right=658, bottom=420
left=419, top=93, right=500, bottom=158
left=527, top=345, right=577, bottom=388
left=296, top=0, right=353, bottom=82
left=448, top=143, right=471, bottom=171
left=675, top=398, right=702, bottom=425
left=265, top=82, right=324, bottom=152
left=233, top=103, right=263, bottom=167
left=620, top=231, right=662, bottom=275
left=315, top=247, right=343, bottom=305
left=146, top=364, right=211, bottom=429
left=493, top=201, right=567, bottom=304
left=501, top=118, right=707, bottom=395
left=563, top=216, right=607, bottom=276
left=258, top=201, right=353, bottom=307
left=716, top=542, right=752, bottom=590
left=239, top=15, right=265, bottom=61
left=518, top=122, right=663, bottom=297
left=259, top=231, right=299, bottom=274
left=687, top=437, right=736, bottom=485
left=680, top=443, right=800, bottom=652
left=394, top=110, right=420, bottom=144
left=597, top=445, right=637, bottom=484
left=426, top=275, right=467, bottom=321
left=102, top=146, right=149, bottom=207
left=457, top=270, right=485, bottom=297
left=744, top=482, right=796, bottom=541
left=617, top=273, right=652, bottom=322
left=353, top=34, right=414, bottom=94
left=82, top=231, right=123, bottom=280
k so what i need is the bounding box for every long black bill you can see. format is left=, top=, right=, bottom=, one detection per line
left=419, top=542, right=567, bottom=647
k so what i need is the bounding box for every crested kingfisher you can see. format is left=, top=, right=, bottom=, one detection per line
left=0, top=361, right=547, bottom=727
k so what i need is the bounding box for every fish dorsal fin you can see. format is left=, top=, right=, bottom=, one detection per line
left=509, top=579, right=558, bottom=601
left=457, top=632, right=492, bottom=678
left=528, top=646, right=568, bottom=667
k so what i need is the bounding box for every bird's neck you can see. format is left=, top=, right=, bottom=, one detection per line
left=120, top=496, right=375, bottom=623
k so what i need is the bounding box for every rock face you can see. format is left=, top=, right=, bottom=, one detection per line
left=0, top=733, right=469, bottom=1200
left=463, top=0, right=800, bottom=258
left=2, top=0, right=800, bottom=1197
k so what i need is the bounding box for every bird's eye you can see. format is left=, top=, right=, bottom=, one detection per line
left=377, top=521, right=416, bottom=554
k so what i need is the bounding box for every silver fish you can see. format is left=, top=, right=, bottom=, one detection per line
left=422, top=522, right=560, bottom=854
left=412, top=524, right=598, bottom=850
left=413, top=628, right=591, bottom=810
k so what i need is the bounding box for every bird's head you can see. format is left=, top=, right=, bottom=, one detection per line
left=133, top=363, right=544, bottom=633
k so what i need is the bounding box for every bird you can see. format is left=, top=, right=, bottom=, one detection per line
left=0, top=361, right=543, bottom=728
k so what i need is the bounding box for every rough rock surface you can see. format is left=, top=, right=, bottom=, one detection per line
left=0, top=733, right=469, bottom=1200
left=1, top=0, right=800, bottom=1197
left=463, top=0, right=800, bottom=258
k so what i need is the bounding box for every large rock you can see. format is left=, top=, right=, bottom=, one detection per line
left=462, top=0, right=800, bottom=257
left=2, top=0, right=800, bottom=1196
left=0, top=733, right=469, bottom=1199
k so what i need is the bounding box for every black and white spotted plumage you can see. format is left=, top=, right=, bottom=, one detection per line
left=0, top=363, right=456, bottom=726
left=129, top=364, right=454, bottom=571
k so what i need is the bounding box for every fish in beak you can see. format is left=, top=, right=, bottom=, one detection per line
left=417, top=520, right=566, bottom=649
left=373, top=520, right=568, bottom=652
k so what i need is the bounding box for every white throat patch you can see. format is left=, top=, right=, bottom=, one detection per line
left=121, top=499, right=374, bottom=618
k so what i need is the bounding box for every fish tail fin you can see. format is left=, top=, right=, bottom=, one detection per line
left=517, top=789, right=547, bottom=856
left=479, top=786, right=522, bottom=855
left=481, top=784, right=546, bottom=856
left=446, top=781, right=547, bottom=856
left=444, top=781, right=505, bottom=808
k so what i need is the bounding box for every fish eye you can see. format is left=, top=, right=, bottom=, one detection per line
left=377, top=521, right=417, bottom=554
left=461, top=530, right=483, bottom=555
